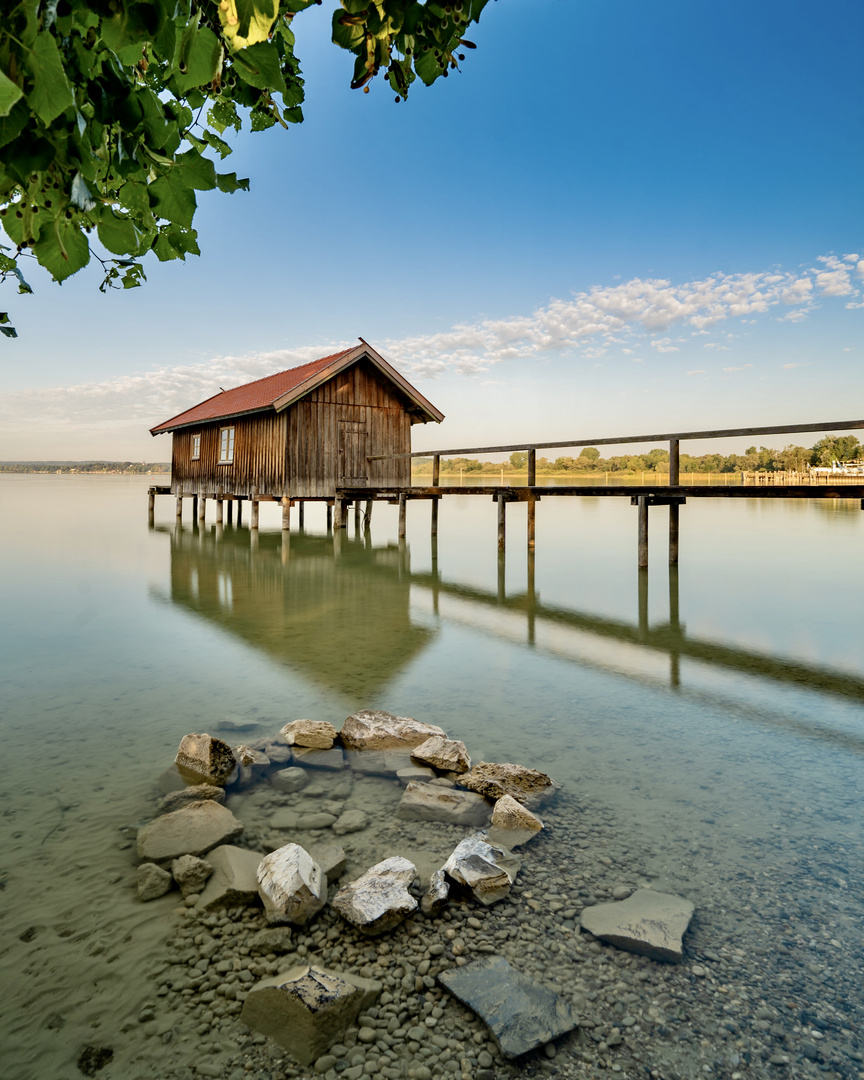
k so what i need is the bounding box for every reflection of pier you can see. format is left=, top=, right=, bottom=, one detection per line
left=412, top=554, right=864, bottom=705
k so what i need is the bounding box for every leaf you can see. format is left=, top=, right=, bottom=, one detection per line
left=0, top=68, right=24, bottom=117
left=0, top=313, right=18, bottom=339
left=232, top=43, right=287, bottom=93
left=215, top=171, right=249, bottom=193
left=70, top=172, right=97, bottom=211
left=208, top=98, right=242, bottom=135
left=173, top=26, right=222, bottom=94
left=33, top=216, right=91, bottom=282
left=26, top=31, right=75, bottom=127
left=203, top=129, right=232, bottom=158
left=147, top=171, right=196, bottom=227
left=414, top=46, right=443, bottom=86
left=176, top=149, right=216, bottom=191
left=219, top=0, right=279, bottom=53
left=0, top=100, right=28, bottom=149
left=97, top=211, right=139, bottom=256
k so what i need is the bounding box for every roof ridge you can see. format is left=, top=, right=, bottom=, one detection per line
left=216, top=349, right=352, bottom=396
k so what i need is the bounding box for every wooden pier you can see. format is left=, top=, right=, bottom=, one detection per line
left=150, top=416, right=864, bottom=566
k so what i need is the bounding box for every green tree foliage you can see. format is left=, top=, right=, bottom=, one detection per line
left=810, top=435, right=861, bottom=465
left=0, top=0, right=491, bottom=335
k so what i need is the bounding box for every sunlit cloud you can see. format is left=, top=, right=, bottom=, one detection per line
left=1, top=250, right=861, bottom=447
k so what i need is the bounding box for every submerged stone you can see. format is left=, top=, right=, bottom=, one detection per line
left=438, top=955, right=576, bottom=1058
left=580, top=889, right=695, bottom=962
left=397, top=781, right=491, bottom=827
left=195, top=844, right=262, bottom=910
left=136, top=801, right=243, bottom=863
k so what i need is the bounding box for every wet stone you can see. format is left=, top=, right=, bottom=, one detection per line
left=340, top=710, right=446, bottom=751
left=280, top=719, right=338, bottom=749
left=271, top=768, right=308, bottom=794
left=136, top=801, right=244, bottom=863
left=156, top=784, right=225, bottom=815
left=332, top=857, right=418, bottom=936
left=137, top=862, right=173, bottom=901
left=174, top=732, right=237, bottom=787
left=580, top=889, right=695, bottom=962
left=437, top=954, right=576, bottom=1059
left=195, top=844, right=262, bottom=910
left=397, top=782, right=491, bottom=827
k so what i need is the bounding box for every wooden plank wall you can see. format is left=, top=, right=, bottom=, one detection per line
left=170, top=411, right=287, bottom=496
left=286, top=359, right=412, bottom=497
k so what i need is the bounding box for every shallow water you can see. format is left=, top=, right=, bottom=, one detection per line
left=1, top=475, right=863, bottom=1079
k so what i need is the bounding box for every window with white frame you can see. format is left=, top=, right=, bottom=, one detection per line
left=219, top=426, right=235, bottom=463
left=191, top=433, right=201, bottom=460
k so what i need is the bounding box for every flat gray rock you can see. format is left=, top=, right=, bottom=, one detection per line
left=156, top=784, right=225, bottom=815
left=397, top=782, right=491, bottom=827
left=292, top=747, right=346, bottom=771
left=136, top=801, right=244, bottom=863
left=580, top=889, right=695, bottom=962
left=137, top=862, right=173, bottom=901
left=344, top=748, right=416, bottom=776
left=271, top=767, right=307, bottom=794
left=438, top=955, right=575, bottom=1058
left=195, top=844, right=263, bottom=910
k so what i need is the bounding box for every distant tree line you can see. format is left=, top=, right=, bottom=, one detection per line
left=0, top=462, right=170, bottom=473
left=413, top=436, right=862, bottom=476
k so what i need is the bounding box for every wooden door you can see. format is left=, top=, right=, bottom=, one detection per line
left=338, top=421, right=368, bottom=485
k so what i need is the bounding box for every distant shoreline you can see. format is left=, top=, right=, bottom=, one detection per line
left=0, top=463, right=170, bottom=474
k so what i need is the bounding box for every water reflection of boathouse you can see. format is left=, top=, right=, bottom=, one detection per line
left=156, top=526, right=434, bottom=698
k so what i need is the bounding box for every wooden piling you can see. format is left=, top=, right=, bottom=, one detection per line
left=326, top=503, right=333, bottom=531
left=191, top=494, right=198, bottom=520
left=432, top=454, right=441, bottom=487
left=527, top=500, right=536, bottom=549
left=431, top=496, right=439, bottom=537
left=497, top=552, right=506, bottom=603
left=340, top=499, right=350, bottom=529
left=216, top=497, right=223, bottom=524
left=527, top=549, right=536, bottom=647
left=638, top=568, right=649, bottom=634
left=497, top=494, right=506, bottom=552
left=198, top=495, right=206, bottom=522
left=637, top=495, right=648, bottom=568
left=364, top=499, right=373, bottom=529
left=236, top=499, right=242, bottom=526
left=175, top=494, right=183, bottom=519
left=354, top=500, right=362, bottom=533
left=148, top=490, right=155, bottom=514
left=227, top=499, right=233, bottom=524
left=669, top=504, right=679, bottom=565
left=250, top=498, right=259, bottom=529
left=281, top=496, right=291, bottom=531
left=528, top=449, right=536, bottom=487
left=398, top=493, right=407, bottom=539
left=298, top=501, right=305, bottom=529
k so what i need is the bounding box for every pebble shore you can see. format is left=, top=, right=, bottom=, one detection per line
left=132, top=774, right=864, bottom=1080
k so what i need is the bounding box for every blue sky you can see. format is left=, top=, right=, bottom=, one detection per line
left=1, top=0, right=862, bottom=459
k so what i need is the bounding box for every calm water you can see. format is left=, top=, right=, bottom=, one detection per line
left=1, top=474, right=863, bottom=1078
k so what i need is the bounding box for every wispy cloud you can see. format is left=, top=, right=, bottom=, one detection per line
left=687, top=370, right=706, bottom=376
left=722, top=364, right=754, bottom=372
left=0, top=250, right=860, bottom=444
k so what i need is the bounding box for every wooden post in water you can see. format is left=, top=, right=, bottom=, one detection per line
left=527, top=449, right=536, bottom=550
left=497, top=493, right=507, bottom=552
left=236, top=499, right=242, bottom=526
left=298, top=501, right=304, bottom=529
left=638, top=568, right=649, bottom=635
left=432, top=454, right=440, bottom=486
left=527, top=549, right=536, bottom=647
left=216, top=496, right=223, bottom=524
left=637, top=495, right=649, bottom=568
left=250, top=528, right=259, bottom=552
left=175, top=494, right=183, bottom=520
left=669, top=438, right=680, bottom=565
left=354, top=500, right=362, bottom=533
left=431, top=497, right=439, bottom=537
left=497, top=552, right=506, bottom=603
left=250, top=497, right=259, bottom=530
left=226, top=498, right=233, bottom=524
left=398, top=494, right=407, bottom=539
left=192, top=494, right=198, bottom=520
left=669, top=565, right=681, bottom=688
left=326, top=503, right=333, bottom=531
left=198, top=495, right=206, bottom=522
left=281, top=496, right=291, bottom=531
left=148, top=490, right=155, bottom=515
left=364, top=499, right=373, bottom=529
left=340, top=500, right=350, bottom=529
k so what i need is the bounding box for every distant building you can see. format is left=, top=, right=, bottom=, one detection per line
left=150, top=341, right=443, bottom=499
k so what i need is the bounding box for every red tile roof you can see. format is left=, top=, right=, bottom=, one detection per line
left=150, top=350, right=353, bottom=434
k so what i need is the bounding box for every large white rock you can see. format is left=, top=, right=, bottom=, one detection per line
left=195, top=844, right=263, bottom=909
left=421, top=869, right=450, bottom=916
left=340, top=710, right=446, bottom=751
left=136, top=801, right=244, bottom=863
left=332, top=857, right=418, bottom=936
left=257, top=844, right=327, bottom=926
left=411, top=735, right=471, bottom=774
left=397, top=781, right=491, bottom=827
left=241, top=964, right=381, bottom=1065
left=174, top=732, right=237, bottom=786
left=580, top=889, right=695, bottom=962
left=442, top=833, right=520, bottom=906
left=279, top=719, right=338, bottom=749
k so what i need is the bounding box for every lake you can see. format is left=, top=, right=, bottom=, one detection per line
left=2, top=474, right=863, bottom=1080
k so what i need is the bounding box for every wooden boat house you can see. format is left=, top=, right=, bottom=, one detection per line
left=150, top=341, right=443, bottom=516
